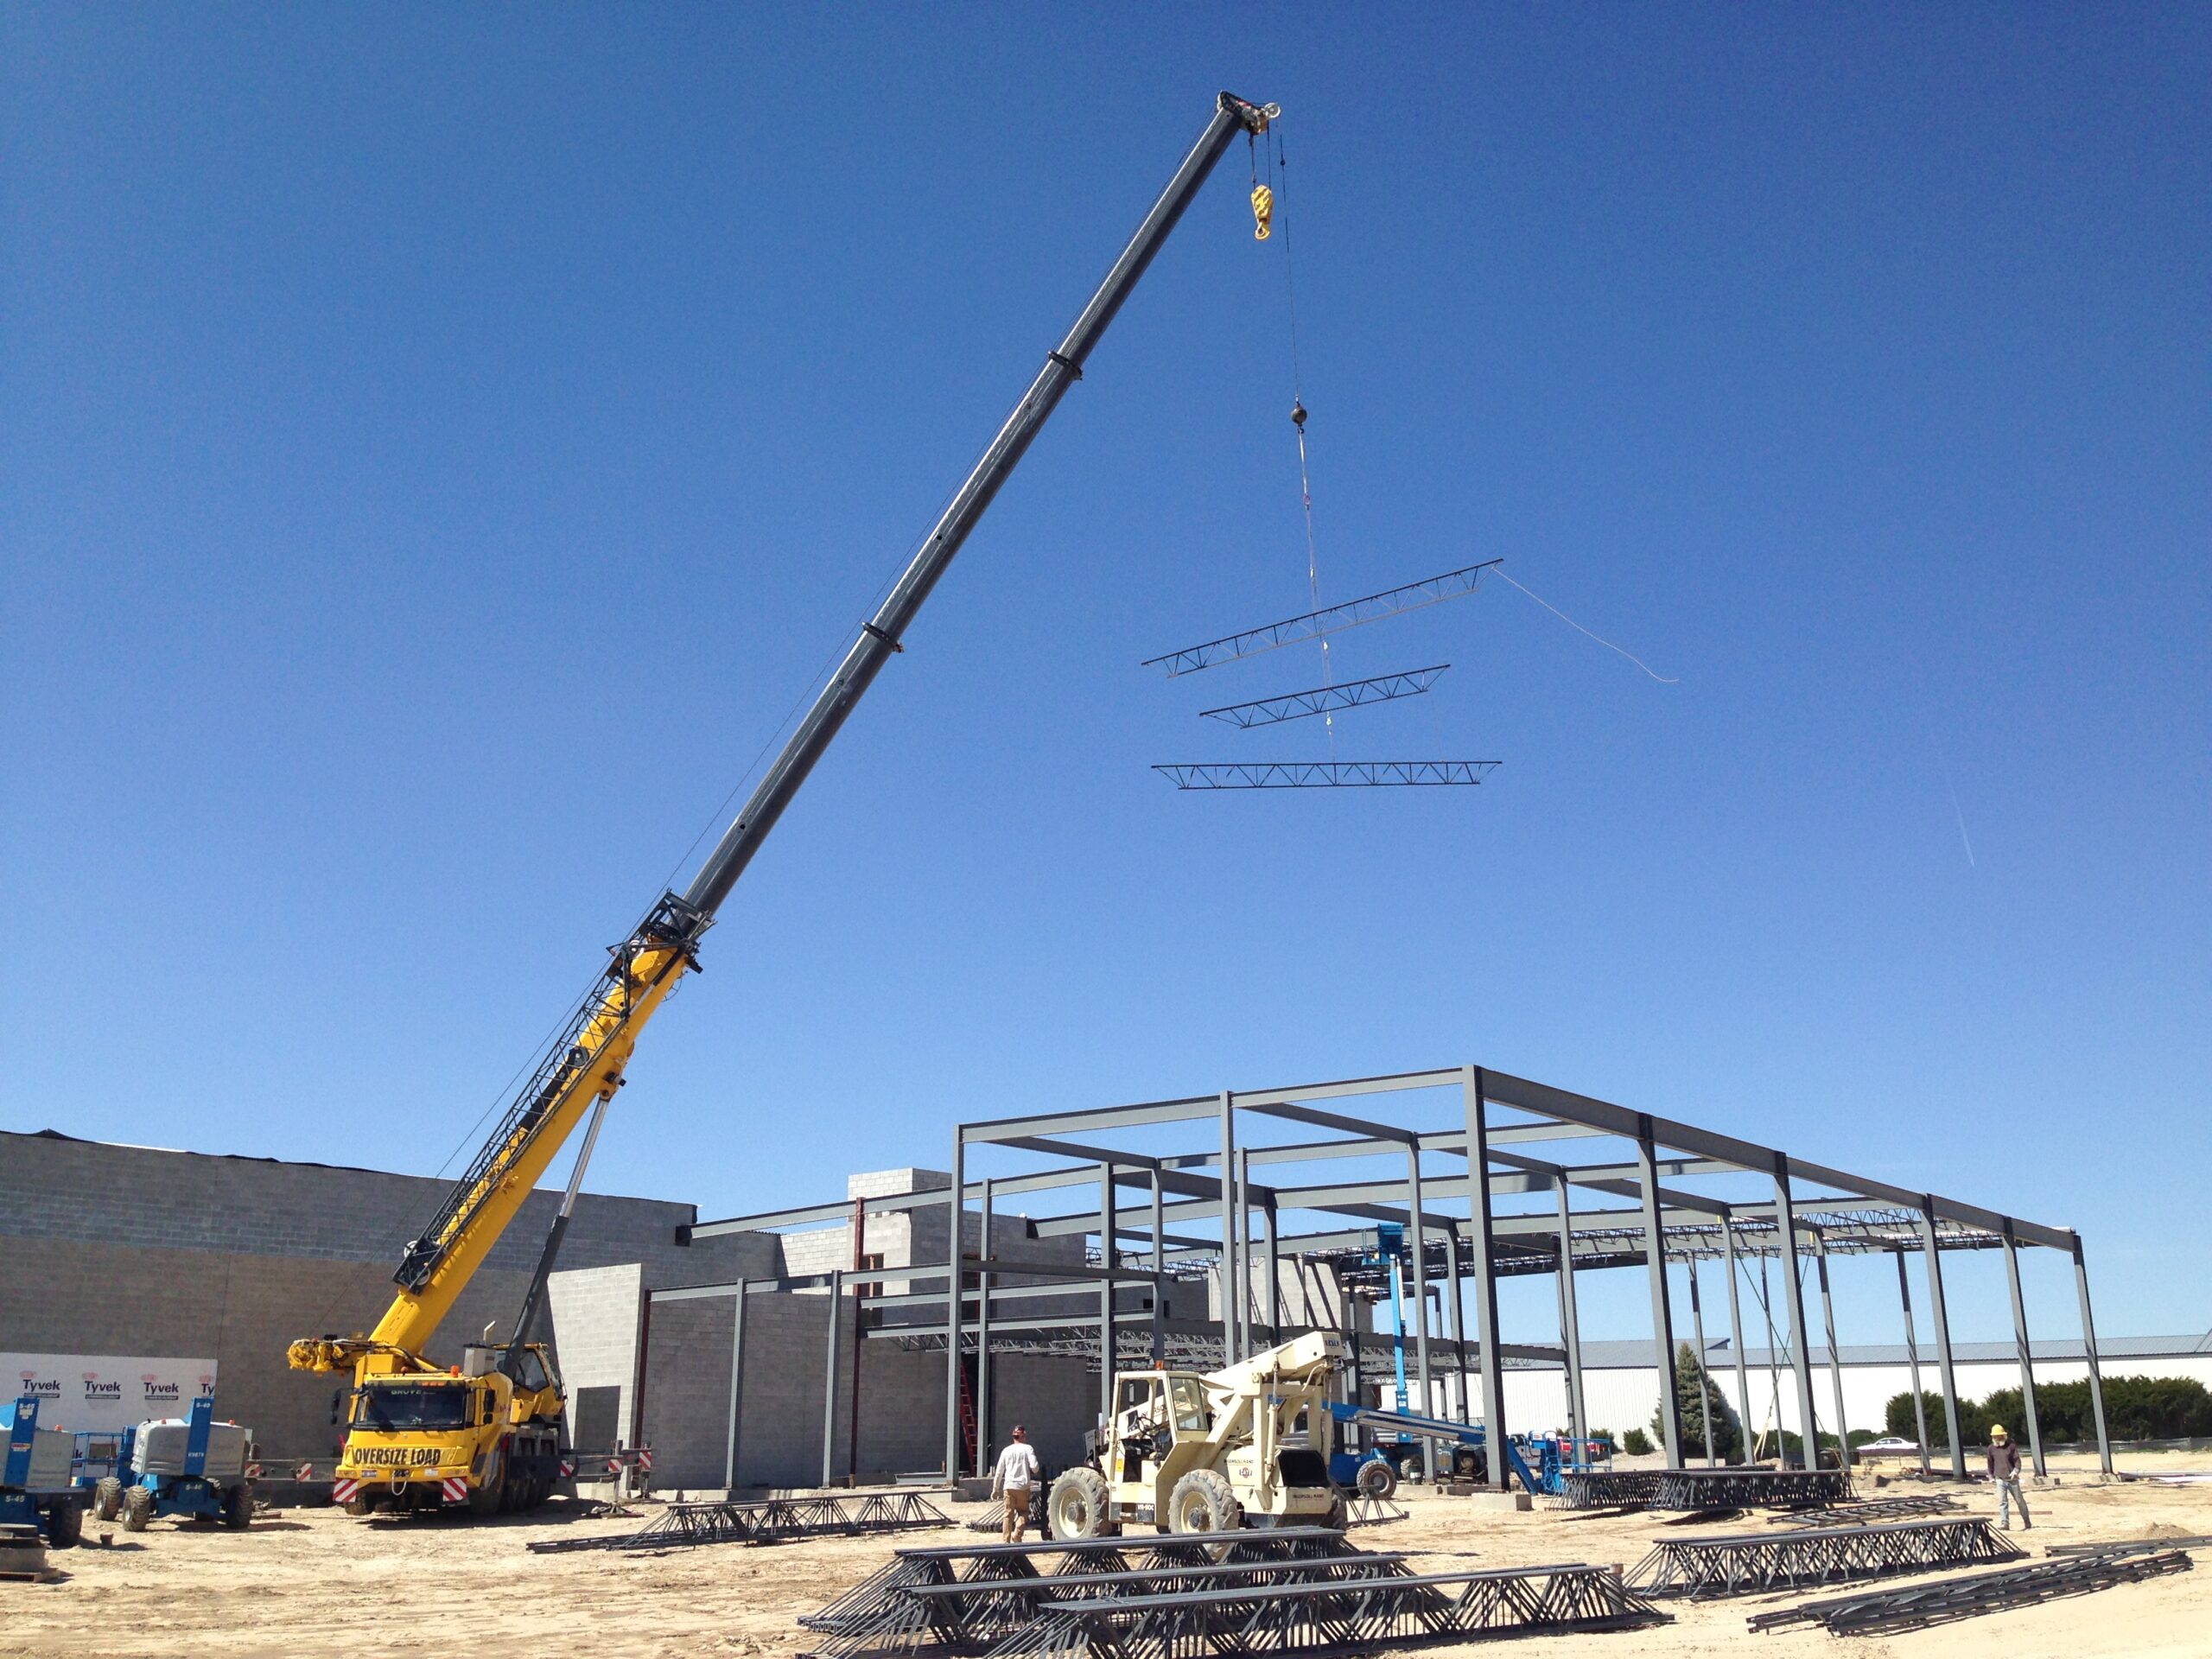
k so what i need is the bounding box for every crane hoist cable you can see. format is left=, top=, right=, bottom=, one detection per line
left=1272, top=132, right=1334, bottom=754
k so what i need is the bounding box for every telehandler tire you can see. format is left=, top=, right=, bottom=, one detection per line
left=1354, top=1458, right=1397, bottom=1501
left=1046, top=1467, right=1115, bottom=1540
left=1166, top=1468, right=1243, bottom=1535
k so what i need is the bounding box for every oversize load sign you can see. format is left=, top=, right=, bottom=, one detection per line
left=5, top=1354, right=218, bottom=1433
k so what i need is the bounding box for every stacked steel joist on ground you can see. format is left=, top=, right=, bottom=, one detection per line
left=1747, top=1548, right=2195, bottom=1636
left=529, top=1491, right=951, bottom=1554
left=1649, top=1467, right=1854, bottom=1511
left=798, top=1529, right=1667, bottom=1657
left=1627, top=1516, right=2023, bottom=1599
left=1554, top=1471, right=1668, bottom=1510
left=1767, top=1493, right=1961, bottom=1527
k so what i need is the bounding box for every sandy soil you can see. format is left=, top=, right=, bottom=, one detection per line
left=5, top=1453, right=2208, bottom=1659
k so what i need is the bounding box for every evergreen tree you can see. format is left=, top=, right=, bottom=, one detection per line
left=1652, top=1341, right=1739, bottom=1459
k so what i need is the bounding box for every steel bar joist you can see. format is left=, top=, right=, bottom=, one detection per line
left=1626, top=1516, right=2024, bottom=1599
left=1747, top=1550, right=2195, bottom=1637
left=529, top=1491, right=952, bottom=1554
left=800, top=1528, right=1364, bottom=1654
left=1555, top=1470, right=1669, bottom=1511
left=1650, top=1468, right=1855, bottom=1512
left=1154, top=760, right=1500, bottom=789
left=1199, top=665, right=1449, bottom=728
left=1768, top=1493, right=1962, bottom=1527
left=1142, top=561, right=1500, bottom=677
left=987, top=1566, right=1668, bottom=1659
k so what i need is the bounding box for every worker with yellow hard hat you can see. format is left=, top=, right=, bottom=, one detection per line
left=1986, top=1423, right=2031, bottom=1530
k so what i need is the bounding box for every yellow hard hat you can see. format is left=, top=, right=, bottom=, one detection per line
left=1990, top=1424, right=2009, bottom=1440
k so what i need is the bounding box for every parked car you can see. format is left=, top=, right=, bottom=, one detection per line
left=1859, top=1435, right=1919, bottom=1457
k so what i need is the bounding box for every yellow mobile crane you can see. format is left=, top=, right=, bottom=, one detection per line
left=288, top=91, right=1282, bottom=1516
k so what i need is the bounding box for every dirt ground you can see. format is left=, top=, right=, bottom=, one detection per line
left=5, top=1452, right=2209, bottom=1659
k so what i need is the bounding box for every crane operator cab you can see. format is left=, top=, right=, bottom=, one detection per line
left=331, top=1341, right=565, bottom=1516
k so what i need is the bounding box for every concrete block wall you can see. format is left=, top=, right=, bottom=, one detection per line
left=544, top=1264, right=645, bottom=1448
left=0, top=1129, right=760, bottom=1462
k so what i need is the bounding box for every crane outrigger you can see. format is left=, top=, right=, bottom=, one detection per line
left=289, top=90, right=1282, bottom=1516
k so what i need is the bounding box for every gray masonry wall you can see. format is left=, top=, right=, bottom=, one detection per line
left=0, top=1130, right=762, bottom=1461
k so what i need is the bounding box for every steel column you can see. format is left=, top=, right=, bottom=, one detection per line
left=823, top=1269, right=844, bottom=1488
left=1237, top=1147, right=1255, bottom=1361
left=2001, top=1224, right=2045, bottom=1477
left=1773, top=1161, right=1821, bottom=1470
left=1722, top=1217, right=1752, bottom=1466
left=2071, top=1238, right=2113, bottom=1477
left=1217, top=1092, right=1238, bottom=1363
left=1262, top=1193, right=1280, bottom=1345
left=1686, top=1258, right=1714, bottom=1465
left=1815, top=1236, right=1853, bottom=1470
left=1918, top=1200, right=1967, bottom=1478
left=1554, top=1176, right=1586, bottom=1452
left=1638, top=1123, right=1682, bottom=1468
left=1895, top=1248, right=1930, bottom=1477
left=976, top=1179, right=994, bottom=1478
left=1463, top=1067, right=1508, bottom=1484
left=722, top=1278, right=748, bottom=1491
left=1442, top=1223, right=1467, bottom=1423
left=1150, top=1169, right=1166, bottom=1365
left=1407, top=1141, right=1436, bottom=1477
left=944, top=1132, right=964, bottom=1480
left=1100, top=1163, right=1116, bottom=1425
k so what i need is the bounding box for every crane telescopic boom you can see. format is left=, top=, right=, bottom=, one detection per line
left=289, top=91, right=1281, bottom=1388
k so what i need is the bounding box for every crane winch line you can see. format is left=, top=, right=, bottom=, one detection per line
left=286, top=89, right=1283, bottom=1520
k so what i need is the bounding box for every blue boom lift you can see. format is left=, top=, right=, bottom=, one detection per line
left=2, top=1395, right=88, bottom=1548
left=88, top=1395, right=255, bottom=1531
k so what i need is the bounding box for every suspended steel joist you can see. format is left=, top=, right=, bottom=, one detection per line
left=1141, top=560, right=1499, bottom=677
left=1155, top=760, right=1498, bottom=789
left=1198, top=665, right=1449, bottom=728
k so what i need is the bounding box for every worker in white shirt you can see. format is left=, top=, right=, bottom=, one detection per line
left=989, top=1424, right=1043, bottom=1542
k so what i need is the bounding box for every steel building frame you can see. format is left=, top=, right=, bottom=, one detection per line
left=680, top=1064, right=2109, bottom=1491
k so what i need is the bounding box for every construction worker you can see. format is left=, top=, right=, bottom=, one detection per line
left=1986, top=1424, right=2031, bottom=1529
left=989, top=1424, right=1042, bottom=1543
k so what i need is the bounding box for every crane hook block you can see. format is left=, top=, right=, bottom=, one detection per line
left=1250, top=182, right=1274, bottom=241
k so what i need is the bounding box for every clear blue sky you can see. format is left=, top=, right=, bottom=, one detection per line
left=5, top=7, right=2205, bottom=1352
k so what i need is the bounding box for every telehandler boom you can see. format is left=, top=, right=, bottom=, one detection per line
left=287, top=91, right=1282, bottom=1516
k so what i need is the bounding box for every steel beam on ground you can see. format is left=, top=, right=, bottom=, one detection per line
left=1815, top=1236, right=1853, bottom=1471
left=1895, top=1248, right=1930, bottom=1477
left=1639, top=1125, right=1683, bottom=1467
left=1723, top=1218, right=1752, bottom=1466
left=1920, top=1201, right=1967, bottom=1478
left=1463, top=1067, right=1509, bottom=1484
left=723, top=1276, right=748, bottom=1490
left=1774, top=1162, right=1821, bottom=1470
left=2001, top=1224, right=2045, bottom=1477
left=2072, top=1238, right=2113, bottom=1476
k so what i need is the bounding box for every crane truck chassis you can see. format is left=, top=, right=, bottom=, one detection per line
left=1047, top=1332, right=1349, bottom=1538
left=285, top=91, right=1281, bottom=1517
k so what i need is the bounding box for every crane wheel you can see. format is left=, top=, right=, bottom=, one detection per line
left=1325, top=1493, right=1349, bottom=1532
left=468, top=1450, right=505, bottom=1517
left=1166, top=1468, right=1243, bottom=1537
left=342, top=1493, right=375, bottom=1516
left=1046, top=1468, right=1116, bottom=1540
left=93, top=1477, right=123, bottom=1522
left=1354, top=1459, right=1397, bottom=1501
left=122, top=1486, right=156, bottom=1532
